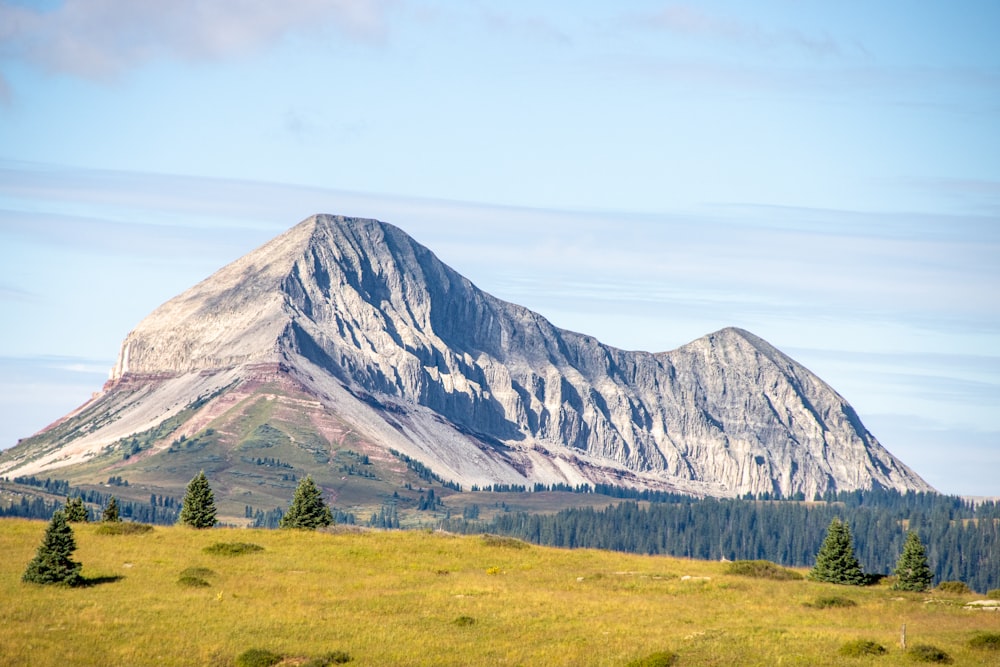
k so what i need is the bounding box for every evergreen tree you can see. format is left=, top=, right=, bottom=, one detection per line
left=179, top=471, right=217, bottom=529
left=64, top=496, right=89, bottom=523
left=808, top=518, right=866, bottom=585
left=22, top=510, right=83, bottom=586
left=892, top=531, right=933, bottom=592
left=280, top=476, right=333, bottom=529
left=102, top=496, right=121, bottom=523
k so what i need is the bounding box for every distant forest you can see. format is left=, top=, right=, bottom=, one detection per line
left=3, top=476, right=997, bottom=593
left=1, top=476, right=180, bottom=524
left=445, top=487, right=1000, bottom=594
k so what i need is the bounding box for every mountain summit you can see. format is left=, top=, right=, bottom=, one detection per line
left=1, top=215, right=932, bottom=503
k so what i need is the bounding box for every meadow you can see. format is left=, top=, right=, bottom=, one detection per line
left=1, top=518, right=997, bottom=666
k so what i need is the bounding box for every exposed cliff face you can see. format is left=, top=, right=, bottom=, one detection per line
left=2, top=214, right=932, bottom=498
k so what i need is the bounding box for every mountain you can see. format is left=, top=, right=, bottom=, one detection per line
left=0, top=215, right=932, bottom=512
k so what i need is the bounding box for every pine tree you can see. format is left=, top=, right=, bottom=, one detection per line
left=102, top=496, right=121, bottom=523
left=280, top=476, right=333, bottom=529
left=892, top=531, right=933, bottom=592
left=22, top=510, right=83, bottom=586
left=808, top=518, right=866, bottom=585
left=179, top=471, right=217, bottom=529
left=64, top=496, right=89, bottom=523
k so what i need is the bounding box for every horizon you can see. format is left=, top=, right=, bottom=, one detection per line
left=1, top=1, right=997, bottom=496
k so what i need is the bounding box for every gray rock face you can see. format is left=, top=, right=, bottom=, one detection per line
left=21, top=215, right=934, bottom=497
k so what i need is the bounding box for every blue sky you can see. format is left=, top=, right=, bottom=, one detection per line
left=1, top=1, right=998, bottom=496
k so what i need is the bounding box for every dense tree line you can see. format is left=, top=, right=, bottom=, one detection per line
left=10, top=476, right=71, bottom=495
left=443, top=489, right=1000, bottom=593
left=0, top=493, right=177, bottom=524
left=389, top=449, right=462, bottom=491
left=1, top=477, right=179, bottom=524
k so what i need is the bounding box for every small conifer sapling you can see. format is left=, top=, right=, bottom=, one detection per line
left=280, top=476, right=333, bottom=529
left=64, top=496, right=89, bottom=523
left=102, top=496, right=121, bottom=523
left=808, top=518, right=866, bottom=585
left=22, top=510, right=83, bottom=586
left=892, top=531, right=933, bottom=592
left=179, top=471, right=217, bottom=529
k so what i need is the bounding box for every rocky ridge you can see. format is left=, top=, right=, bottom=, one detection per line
left=0, top=215, right=932, bottom=499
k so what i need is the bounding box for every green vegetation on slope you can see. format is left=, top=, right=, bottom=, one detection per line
left=2, top=518, right=997, bottom=667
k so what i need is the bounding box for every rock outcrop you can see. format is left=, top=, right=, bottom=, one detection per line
left=1, top=215, right=932, bottom=498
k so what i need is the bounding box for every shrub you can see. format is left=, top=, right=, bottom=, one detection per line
left=481, top=534, right=529, bottom=549
left=485, top=566, right=501, bottom=575
left=806, top=595, right=857, bottom=609
left=625, top=650, right=678, bottom=667
left=968, top=632, right=1000, bottom=651
left=180, top=567, right=215, bottom=578
left=453, top=616, right=476, bottom=627
left=935, top=581, right=970, bottom=595
left=725, top=560, right=803, bottom=580
left=840, top=640, right=887, bottom=657
left=986, top=588, right=1000, bottom=600
left=203, top=542, right=264, bottom=556
left=907, top=644, right=952, bottom=663
left=235, top=648, right=283, bottom=667
left=177, top=575, right=210, bottom=588
left=95, top=522, right=154, bottom=536
left=302, top=652, right=353, bottom=666
left=865, top=573, right=889, bottom=586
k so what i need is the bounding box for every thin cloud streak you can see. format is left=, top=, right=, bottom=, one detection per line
left=3, top=164, right=994, bottom=347
left=0, top=0, right=393, bottom=83
left=642, top=4, right=849, bottom=59
left=477, top=8, right=572, bottom=46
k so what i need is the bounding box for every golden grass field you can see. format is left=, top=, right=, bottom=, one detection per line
left=1, top=518, right=997, bottom=666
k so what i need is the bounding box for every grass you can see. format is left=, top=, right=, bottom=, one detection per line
left=1, top=518, right=995, bottom=666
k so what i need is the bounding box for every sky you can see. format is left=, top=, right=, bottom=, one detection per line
left=0, top=1, right=998, bottom=497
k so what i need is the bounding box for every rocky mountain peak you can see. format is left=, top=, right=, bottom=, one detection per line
left=6, top=214, right=932, bottom=500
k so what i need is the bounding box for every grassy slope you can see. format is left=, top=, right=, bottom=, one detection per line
left=2, top=519, right=995, bottom=667
left=1, top=380, right=663, bottom=527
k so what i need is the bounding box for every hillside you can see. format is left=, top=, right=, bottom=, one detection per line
left=2, top=518, right=997, bottom=666
left=0, top=215, right=931, bottom=513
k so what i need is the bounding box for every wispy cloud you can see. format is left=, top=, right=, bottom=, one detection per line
left=0, top=0, right=394, bottom=83
left=902, top=177, right=1000, bottom=216
left=478, top=8, right=571, bottom=46
left=0, top=283, right=33, bottom=302
left=640, top=4, right=852, bottom=59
